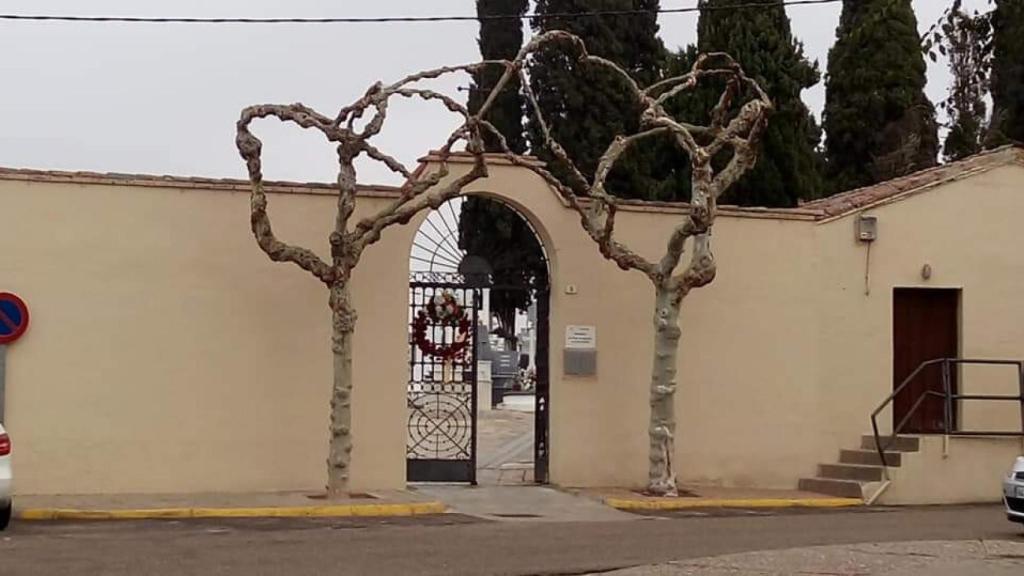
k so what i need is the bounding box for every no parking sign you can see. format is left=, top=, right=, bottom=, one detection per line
left=0, top=292, right=28, bottom=422
left=0, top=292, right=29, bottom=345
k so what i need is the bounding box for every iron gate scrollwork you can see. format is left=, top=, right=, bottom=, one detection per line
left=407, top=272, right=479, bottom=483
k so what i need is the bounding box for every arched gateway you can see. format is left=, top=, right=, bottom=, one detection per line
left=406, top=195, right=551, bottom=484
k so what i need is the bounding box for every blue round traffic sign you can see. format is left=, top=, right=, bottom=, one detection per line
left=0, top=292, right=29, bottom=345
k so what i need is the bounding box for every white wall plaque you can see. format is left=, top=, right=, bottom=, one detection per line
left=565, top=325, right=597, bottom=350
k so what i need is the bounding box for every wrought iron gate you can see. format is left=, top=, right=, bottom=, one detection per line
left=406, top=272, right=479, bottom=483
left=533, top=287, right=550, bottom=484
left=407, top=196, right=551, bottom=484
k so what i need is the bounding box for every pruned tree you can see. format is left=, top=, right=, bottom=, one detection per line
left=235, top=64, right=511, bottom=498
left=483, top=31, right=772, bottom=495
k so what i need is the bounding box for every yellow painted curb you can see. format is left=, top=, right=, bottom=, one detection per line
left=18, top=501, right=446, bottom=521
left=605, top=497, right=863, bottom=511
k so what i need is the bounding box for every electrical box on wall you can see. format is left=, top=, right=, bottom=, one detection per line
left=857, top=215, right=878, bottom=242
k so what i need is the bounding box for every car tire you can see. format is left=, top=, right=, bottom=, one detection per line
left=0, top=502, right=11, bottom=531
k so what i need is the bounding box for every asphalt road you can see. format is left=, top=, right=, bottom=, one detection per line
left=1, top=505, right=1021, bottom=576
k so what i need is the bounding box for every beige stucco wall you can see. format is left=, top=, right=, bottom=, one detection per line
left=1, top=158, right=1022, bottom=497
left=814, top=165, right=1024, bottom=447
left=879, top=436, right=1024, bottom=505
left=0, top=178, right=411, bottom=494
left=509, top=162, right=1024, bottom=491
left=457, top=164, right=820, bottom=490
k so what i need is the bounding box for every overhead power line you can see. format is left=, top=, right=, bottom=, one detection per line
left=0, top=0, right=843, bottom=25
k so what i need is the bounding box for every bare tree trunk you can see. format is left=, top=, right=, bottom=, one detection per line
left=327, top=281, right=357, bottom=498
left=648, top=284, right=682, bottom=496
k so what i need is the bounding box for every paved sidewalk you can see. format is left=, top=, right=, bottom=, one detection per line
left=14, top=490, right=443, bottom=520
left=415, top=484, right=636, bottom=522
left=14, top=483, right=860, bottom=522
left=583, top=485, right=862, bottom=511
left=601, top=540, right=1024, bottom=575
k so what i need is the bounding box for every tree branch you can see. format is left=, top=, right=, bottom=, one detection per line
left=673, top=232, right=717, bottom=294
left=236, top=106, right=337, bottom=284
left=353, top=126, right=487, bottom=251
left=508, top=31, right=772, bottom=286
left=658, top=218, right=700, bottom=280
left=518, top=67, right=592, bottom=195
left=237, top=58, right=504, bottom=283
left=709, top=104, right=771, bottom=197
left=359, top=140, right=412, bottom=180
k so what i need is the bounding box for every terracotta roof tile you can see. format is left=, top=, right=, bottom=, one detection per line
left=2, top=145, right=1021, bottom=220
left=800, top=144, right=1024, bottom=218
left=0, top=166, right=402, bottom=197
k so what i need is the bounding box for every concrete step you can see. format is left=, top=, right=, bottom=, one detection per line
left=819, top=463, right=885, bottom=482
left=840, top=449, right=903, bottom=467
left=860, top=435, right=920, bottom=452
left=798, top=477, right=865, bottom=499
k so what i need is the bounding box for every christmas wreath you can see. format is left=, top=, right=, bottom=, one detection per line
left=412, top=292, right=472, bottom=361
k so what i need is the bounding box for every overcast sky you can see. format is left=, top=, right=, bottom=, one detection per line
left=0, top=1, right=986, bottom=185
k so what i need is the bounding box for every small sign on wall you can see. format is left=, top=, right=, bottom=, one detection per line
left=564, top=325, right=597, bottom=376
left=565, top=325, right=597, bottom=350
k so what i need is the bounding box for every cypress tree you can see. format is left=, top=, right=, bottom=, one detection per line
left=990, top=0, right=1024, bottom=144
left=695, top=0, right=824, bottom=206
left=824, top=0, right=938, bottom=192
left=462, top=2, right=545, bottom=339
left=468, top=0, right=529, bottom=153
left=528, top=1, right=685, bottom=200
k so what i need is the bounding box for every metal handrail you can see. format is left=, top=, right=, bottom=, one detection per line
left=870, top=358, right=1024, bottom=474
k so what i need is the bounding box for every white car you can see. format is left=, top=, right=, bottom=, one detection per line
left=0, top=424, right=10, bottom=530
left=1006, top=456, right=1024, bottom=526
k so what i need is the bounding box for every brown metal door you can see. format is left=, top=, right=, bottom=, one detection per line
left=893, top=288, right=959, bottom=433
